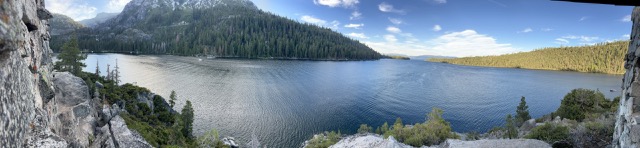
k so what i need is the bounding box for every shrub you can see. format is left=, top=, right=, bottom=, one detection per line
left=357, top=124, right=372, bottom=134
left=466, top=131, right=480, bottom=141
left=197, top=128, right=228, bottom=148
left=379, top=108, right=459, bottom=147
left=555, top=89, right=608, bottom=121
left=525, top=123, right=569, bottom=143
left=305, top=131, right=341, bottom=148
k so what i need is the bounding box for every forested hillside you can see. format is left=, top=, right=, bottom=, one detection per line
left=50, top=0, right=382, bottom=60
left=429, top=41, right=628, bottom=74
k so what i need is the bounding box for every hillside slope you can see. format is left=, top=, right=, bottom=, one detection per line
left=429, top=41, right=627, bottom=74
left=51, top=0, right=382, bottom=60
left=50, top=13, right=84, bottom=35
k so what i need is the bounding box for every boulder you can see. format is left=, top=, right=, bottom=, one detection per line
left=51, top=72, right=97, bottom=147
left=519, top=119, right=537, bottom=132
left=328, top=134, right=413, bottom=148
left=109, top=116, right=153, bottom=148
left=440, top=139, right=551, bottom=148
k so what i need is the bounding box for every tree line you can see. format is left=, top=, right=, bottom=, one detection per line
left=429, top=41, right=628, bottom=74
left=50, top=5, right=382, bottom=60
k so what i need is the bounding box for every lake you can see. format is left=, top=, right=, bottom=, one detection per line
left=82, top=54, right=622, bottom=147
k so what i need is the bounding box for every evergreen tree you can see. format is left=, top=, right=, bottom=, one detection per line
left=113, top=59, right=121, bottom=85
left=181, top=100, right=194, bottom=139
left=55, top=36, right=86, bottom=76
left=505, top=114, right=518, bottom=139
left=95, top=60, right=100, bottom=77
left=515, top=96, right=531, bottom=127
left=169, top=90, right=177, bottom=108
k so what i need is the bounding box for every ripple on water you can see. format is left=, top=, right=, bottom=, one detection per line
left=83, top=55, right=622, bottom=147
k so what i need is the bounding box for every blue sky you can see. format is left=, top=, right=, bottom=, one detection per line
left=46, top=0, right=634, bottom=57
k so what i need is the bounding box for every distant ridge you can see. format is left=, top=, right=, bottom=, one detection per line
left=429, top=41, right=628, bottom=74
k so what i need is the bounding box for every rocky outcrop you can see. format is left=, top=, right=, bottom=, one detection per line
left=439, top=139, right=550, bottom=148
left=328, top=134, right=412, bottom=148
left=0, top=1, right=153, bottom=146
left=324, top=134, right=551, bottom=148
left=0, top=0, right=57, bottom=147
left=614, top=6, right=640, bottom=148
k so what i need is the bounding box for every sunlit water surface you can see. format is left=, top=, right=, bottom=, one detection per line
left=82, top=54, right=622, bottom=147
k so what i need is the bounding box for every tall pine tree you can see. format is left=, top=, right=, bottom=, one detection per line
left=515, top=96, right=531, bottom=127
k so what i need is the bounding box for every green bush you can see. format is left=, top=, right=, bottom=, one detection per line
left=525, top=123, right=569, bottom=143
left=197, top=128, right=228, bottom=148
left=357, top=124, right=372, bottom=134
left=305, top=131, right=341, bottom=148
left=379, top=108, right=459, bottom=147
left=555, top=89, right=610, bottom=121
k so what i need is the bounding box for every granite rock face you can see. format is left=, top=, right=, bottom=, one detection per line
left=325, top=134, right=551, bottom=148
left=0, top=0, right=55, bottom=147
left=614, top=6, right=640, bottom=148
left=0, top=0, right=152, bottom=147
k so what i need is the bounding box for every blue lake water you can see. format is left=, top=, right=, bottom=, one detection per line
left=82, top=54, right=622, bottom=147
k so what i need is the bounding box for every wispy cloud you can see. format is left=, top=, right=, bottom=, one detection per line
left=622, top=15, right=632, bottom=22
left=378, top=2, right=405, bottom=14
left=301, top=15, right=340, bottom=30
left=487, top=0, right=507, bottom=7
left=518, top=28, right=533, bottom=33
left=347, top=33, right=369, bottom=39
left=314, top=0, right=359, bottom=8
left=350, top=10, right=362, bottom=20
left=432, top=25, right=442, bottom=32
left=388, top=17, right=403, bottom=25
left=555, top=38, right=569, bottom=44
left=45, top=0, right=98, bottom=21
left=541, top=28, right=553, bottom=32
left=579, top=16, right=589, bottom=21
left=432, top=0, right=446, bottom=4
left=344, top=23, right=364, bottom=29
left=386, top=26, right=402, bottom=33
left=364, top=30, right=518, bottom=57
left=384, top=34, right=398, bottom=42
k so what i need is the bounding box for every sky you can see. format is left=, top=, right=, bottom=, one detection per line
left=46, top=0, right=634, bottom=57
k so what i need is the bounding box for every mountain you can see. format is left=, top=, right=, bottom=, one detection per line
left=50, top=13, right=84, bottom=35
left=51, top=0, right=382, bottom=60
left=78, top=12, right=119, bottom=27
left=428, top=41, right=627, bottom=74
left=410, top=55, right=454, bottom=61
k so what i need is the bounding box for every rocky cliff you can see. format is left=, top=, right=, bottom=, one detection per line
left=0, top=0, right=152, bottom=147
left=614, top=6, right=640, bottom=148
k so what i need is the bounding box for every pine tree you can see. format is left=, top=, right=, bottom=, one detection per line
left=55, top=35, right=86, bottom=76
left=181, top=100, right=194, bottom=139
left=169, top=90, right=177, bottom=108
left=505, top=114, right=518, bottom=139
left=95, top=60, right=100, bottom=77
left=515, top=96, right=532, bottom=127
left=113, top=59, right=121, bottom=85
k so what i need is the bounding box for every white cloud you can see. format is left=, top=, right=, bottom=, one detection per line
left=427, top=30, right=518, bottom=57
left=622, top=15, right=632, bottom=22
left=329, top=20, right=340, bottom=30
left=518, top=28, right=533, bottom=33
left=555, top=38, right=569, bottom=44
left=384, top=34, right=398, bottom=42
left=433, top=0, right=447, bottom=4
left=347, top=33, right=369, bottom=39
left=344, top=23, right=364, bottom=29
left=378, top=2, right=405, bottom=14
left=388, top=17, right=403, bottom=25
left=432, top=25, right=442, bottom=32
left=541, top=28, right=553, bottom=32
left=350, top=11, right=362, bottom=20
left=45, top=0, right=98, bottom=21
left=314, top=0, right=359, bottom=8
left=106, top=0, right=132, bottom=13
left=301, top=15, right=327, bottom=25
left=386, top=26, right=402, bottom=33
left=623, top=34, right=631, bottom=39
left=364, top=30, right=518, bottom=57
left=301, top=16, right=339, bottom=29
left=579, top=16, right=589, bottom=21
